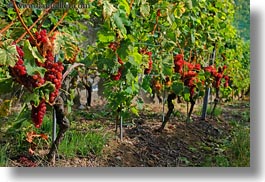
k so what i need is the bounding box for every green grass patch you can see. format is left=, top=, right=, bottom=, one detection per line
left=1, top=110, right=53, bottom=158
left=59, top=130, right=109, bottom=158
left=201, top=120, right=250, bottom=167
left=240, top=110, right=250, bottom=123
left=226, top=121, right=250, bottom=166
left=207, top=105, right=222, bottom=117
left=195, top=105, right=222, bottom=117
left=202, top=154, right=230, bottom=167
left=0, top=143, right=9, bottom=166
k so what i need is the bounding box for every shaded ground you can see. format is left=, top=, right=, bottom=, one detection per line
left=5, top=98, right=250, bottom=167
left=96, top=113, right=231, bottom=167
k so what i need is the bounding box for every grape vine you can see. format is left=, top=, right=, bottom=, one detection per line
left=0, top=0, right=250, bottom=161
left=6, top=28, right=70, bottom=128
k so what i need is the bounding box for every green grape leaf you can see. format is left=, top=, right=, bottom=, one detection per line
left=23, top=40, right=45, bottom=63
left=127, top=49, right=142, bottom=66
left=125, top=70, right=135, bottom=83
left=136, top=98, right=144, bottom=110
left=183, top=87, right=190, bottom=101
left=97, top=29, right=116, bottom=43
left=26, top=81, right=55, bottom=106
left=23, top=39, right=46, bottom=76
left=131, top=107, right=139, bottom=116
left=125, top=86, right=133, bottom=94
left=24, top=58, right=46, bottom=77
left=183, top=93, right=190, bottom=102
left=140, top=0, right=150, bottom=18
left=141, top=75, right=152, bottom=93
left=0, top=99, right=12, bottom=117
left=113, top=12, right=127, bottom=36
left=0, top=39, right=18, bottom=67
left=162, top=65, right=173, bottom=77
left=9, top=104, right=30, bottom=130
left=119, top=0, right=130, bottom=15
left=191, top=32, right=195, bottom=43
left=187, top=0, right=193, bottom=9
left=103, top=0, right=117, bottom=19
left=0, top=78, right=14, bottom=94
left=52, top=32, right=79, bottom=62
left=172, top=81, right=184, bottom=95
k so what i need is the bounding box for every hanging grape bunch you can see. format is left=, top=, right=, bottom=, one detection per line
left=31, top=99, right=46, bottom=128
left=173, top=54, right=229, bottom=96
left=139, top=48, right=153, bottom=75
left=204, top=65, right=229, bottom=89
left=9, top=29, right=65, bottom=128
left=108, top=41, right=124, bottom=81
left=173, top=54, right=201, bottom=96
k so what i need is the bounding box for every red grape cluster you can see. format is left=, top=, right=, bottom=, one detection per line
left=173, top=54, right=230, bottom=95
left=108, top=41, right=119, bottom=52
left=108, top=42, right=124, bottom=81
left=223, top=75, right=229, bottom=88
left=16, top=45, right=24, bottom=57
left=29, top=29, right=53, bottom=62
left=27, top=29, right=48, bottom=45
left=9, top=29, right=65, bottom=128
left=139, top=49, right=153, bottom=74
left=43, top=52, right=64, bottom=103
left=153, top=77, right=162, bottom=91
left=31, top=30, right=64, bottom=119
left=31, top=99, right=46, bottom=128
left=9, top=45, right=42, bottom=90
left=31, top=73, right=45, bottom=87
left=28, top=29, right=49, bottom=46
left=112, top=67, right=122, bottom=81
left=12, top=46, right=27, bottom=76
left=164, top=76, right=172, bottom=87
left=174, top=54, right=201, bottom=96
left=204, top=65, right=229, bottom=88
left=157, top=9, right=161, bottom=17
left=112, top=57, right=124, bottom=81
left=10, top=45, right=47, bottom=127
left=18, top=156, right=37, bottom=167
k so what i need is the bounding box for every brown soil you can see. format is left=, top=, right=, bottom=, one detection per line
left=7, top=97, right=250, bottom=167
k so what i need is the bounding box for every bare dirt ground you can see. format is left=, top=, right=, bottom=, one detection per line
left=56, top=98, right=248, bottom=167
left=92, top=105, right=232, bottom=167
left=7, top=89, right=250, bottom=167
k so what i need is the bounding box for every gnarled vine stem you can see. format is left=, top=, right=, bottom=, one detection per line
left=47, top=96, right=70, bottom=163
